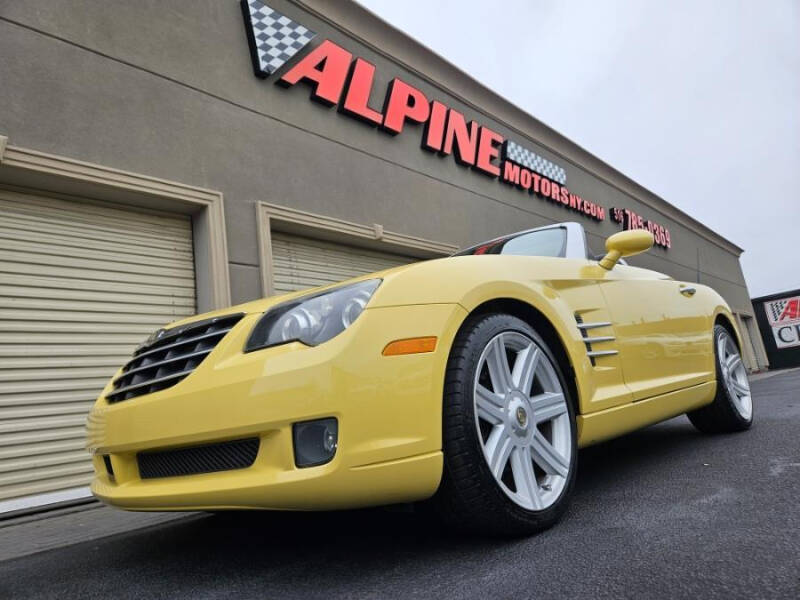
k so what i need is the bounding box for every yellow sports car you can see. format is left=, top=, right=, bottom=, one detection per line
left=86, top=222, right=752, bottom=535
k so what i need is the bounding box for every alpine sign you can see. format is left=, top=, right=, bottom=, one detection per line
left=241, top=0, right=673, bottom=238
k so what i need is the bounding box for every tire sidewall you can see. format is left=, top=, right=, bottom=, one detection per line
left=452, top=313, right=578, bottom=527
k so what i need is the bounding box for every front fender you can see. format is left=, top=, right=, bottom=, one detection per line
left=371, top=256, right=594, bottom=413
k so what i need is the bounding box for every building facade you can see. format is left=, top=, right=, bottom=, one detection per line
left=0, top=0, right=768, bottom=511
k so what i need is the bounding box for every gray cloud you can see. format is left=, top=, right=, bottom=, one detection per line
left=357, top=0, right=800, bottom=297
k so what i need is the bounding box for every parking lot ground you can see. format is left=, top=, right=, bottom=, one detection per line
left=1, top=369, right=798, bottom=599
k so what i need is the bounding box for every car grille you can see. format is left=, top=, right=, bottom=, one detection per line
left=137, top=438, right=260, bottom=479
left=106, top=313, right=244, bottom=403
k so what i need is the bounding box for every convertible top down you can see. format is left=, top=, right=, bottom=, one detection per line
left=87, top=222, right=752, bottom=535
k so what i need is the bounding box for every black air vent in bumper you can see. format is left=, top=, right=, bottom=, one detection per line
left=107, top=313, right=244, bottom=403
left=137, top=438, right=260, bottom=480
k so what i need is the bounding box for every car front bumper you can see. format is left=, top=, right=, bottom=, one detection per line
left=86, top=303, right=466, bottom=511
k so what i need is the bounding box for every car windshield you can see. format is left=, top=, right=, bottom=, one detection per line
left=455, top=227, right=567, bottom=257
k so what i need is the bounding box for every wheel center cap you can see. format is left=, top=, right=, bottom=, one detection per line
left=508, top=394, right=530, bottom=435
left=516, top=406, right=528, bottom=427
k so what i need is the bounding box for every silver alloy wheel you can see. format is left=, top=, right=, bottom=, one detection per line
left=473, top=331, right=571, bottom=511
left=718, top=330, right=752, bottom=420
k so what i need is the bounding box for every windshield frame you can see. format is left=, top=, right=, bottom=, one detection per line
left=453, top=222, right=591, bottom=259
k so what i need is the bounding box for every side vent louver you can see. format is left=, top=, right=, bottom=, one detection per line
left=575, top=314, right=618, bottom=366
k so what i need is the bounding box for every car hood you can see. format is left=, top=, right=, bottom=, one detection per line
left=164, top=259, right=432, bottom=330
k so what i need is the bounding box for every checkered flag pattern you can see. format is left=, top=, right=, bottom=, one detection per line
left=503, top=140, right=567, bottom=185
left=766, top=299, right=787, bottom=324
left=242, top=0, right=316, bottom=76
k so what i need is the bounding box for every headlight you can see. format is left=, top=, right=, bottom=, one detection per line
left=245, top=279, right=381, bottom=351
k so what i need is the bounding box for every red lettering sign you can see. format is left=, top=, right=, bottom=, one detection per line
left=278, top=40, right=352, bottom=106
left=381, top=78, right=430, bottom=135
left=340, top=58, right=383, bottom=125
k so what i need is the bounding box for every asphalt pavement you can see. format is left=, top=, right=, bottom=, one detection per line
left=1, top=370, right=798, bottom=599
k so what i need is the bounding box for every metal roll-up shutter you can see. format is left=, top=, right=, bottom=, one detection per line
left=270, top=231, right=418, bottom=295
left=0, top=190, right=196, bottom=506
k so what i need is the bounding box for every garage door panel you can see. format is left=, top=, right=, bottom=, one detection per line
left=0, top=195, right=192, bottom=237
left=0, top=355, right=126, bottom=370
left=1, top=378, right=115, bottom=396
left=0, top=249, right=195, bottom=279
left=0, top=321, right=165, bottom=335
left=0, top=450, right=92, bottom=475
left=270, top=231, right=417, bottom=295
left=1, top=261, right=195, bottom=289
left=0, top=332, right=149, bottom=345
left=0, top=295, right=195, bottom=314
left=0, top=389, right=104, bottom=409
left=0, top=273, right=196, bottom=299
left=0, top=414, right=89, bottom=435
left=0, top=474, right=94, bottom=503
left=0, top=462, right=93, bottom=488
left=0, top=205, right=194, bottom=247
left=0, top=426, right=90, bottom=448
left=0, top=193, right=196, bottom=503
left=1, top=237, right=196, bottom=271
left=0, top=306, right=193, bottom=322
left=0, top=366, right=118, bottom=383
left=0, top=401, right=96, bottom=421
left=0, top=225, right=194, bottom=261
left=0, top=215, right=194, bottom=253
left=0, top=344, right=136, bottom=358
left=0, top=439, right=86, bottom=461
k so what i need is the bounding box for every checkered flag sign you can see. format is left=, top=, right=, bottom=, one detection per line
left=241, top=0, right=316, bottom=77
left=766, top=299, right=788, bottom=324
left=503, top=140, right=567, bottom=185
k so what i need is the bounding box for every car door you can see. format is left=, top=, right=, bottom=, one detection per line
left=594, top=264, right=713, bottom=400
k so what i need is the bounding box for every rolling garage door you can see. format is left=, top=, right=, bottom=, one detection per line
left=0, top=190, right=196, bottom=507
left=270, top=231, right=418, bottom=295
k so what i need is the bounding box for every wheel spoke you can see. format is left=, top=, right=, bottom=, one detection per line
left=476, top=384, right=505, bottom=425
left=717, top=337, right=727, bottom=364
left=726, top=353, right=742, bottom=372
left=531, top=430, right=569, bottom=477
left=486, top=335, right=513, bottom=393
left=731, top=378, right=750, bottom=396
left=484, top=426, right=514, bottom=478
left=511, top=446, right=542, bottom=510
left=530, top=392, right=567, bottom=423
left=511, top=343, right=540, bottom=394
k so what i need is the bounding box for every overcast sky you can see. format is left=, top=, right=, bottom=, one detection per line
left=357, top=0, right=799, bottom=297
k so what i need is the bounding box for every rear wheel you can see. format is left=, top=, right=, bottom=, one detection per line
left=687, top=324, right=753, bottom=433
left=433, top=313, right=577, bottom=536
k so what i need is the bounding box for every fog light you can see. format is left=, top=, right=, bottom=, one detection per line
left=293, top=418, right=338, bottom=468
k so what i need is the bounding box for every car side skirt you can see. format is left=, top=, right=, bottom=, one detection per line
left=576, top=381, right=716, bottom=448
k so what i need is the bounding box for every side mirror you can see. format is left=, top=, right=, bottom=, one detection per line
left=599, top=230, right=654, bottom=270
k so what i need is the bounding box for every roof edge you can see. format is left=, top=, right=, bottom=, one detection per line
left=292, top=0, right=744, bottom=256
left=751, top=289, right=800, bottom=303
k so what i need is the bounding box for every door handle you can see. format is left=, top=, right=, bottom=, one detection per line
left=680, top=286, right=697, bottom=296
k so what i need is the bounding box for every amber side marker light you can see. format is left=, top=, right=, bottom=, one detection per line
left=382, top=336, right=438, bottom=356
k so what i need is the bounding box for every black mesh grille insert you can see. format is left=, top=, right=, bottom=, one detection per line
left=107, top=313, right=244, bottom=403
left=137, top=438, right=260, bottom=480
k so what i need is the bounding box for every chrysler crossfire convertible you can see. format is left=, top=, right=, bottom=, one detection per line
left=87, top=222, right=752, bottom=535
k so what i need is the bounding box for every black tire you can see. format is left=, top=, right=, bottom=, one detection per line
left=432, top=312, right=578, bottom=536
left=687, top=324, right=753, bottom=433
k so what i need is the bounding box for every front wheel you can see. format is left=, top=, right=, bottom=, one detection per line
left=687, top=324, right=753, bottom=433
left=432, top=313, right=577, bottom=536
